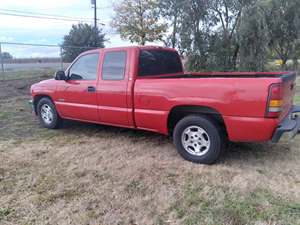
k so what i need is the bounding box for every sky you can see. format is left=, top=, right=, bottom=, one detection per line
left=0, top=0, right=142, bottom=57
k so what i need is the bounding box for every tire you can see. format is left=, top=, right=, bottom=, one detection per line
left=37, top=97, right=62, bottom=129
left=173, top=115, right=223, bottom=164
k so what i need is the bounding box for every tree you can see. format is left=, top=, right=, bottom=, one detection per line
left=159, top=0, right=185, bottom=49
left=174, top=0, right=210, bottom=70
left=62, top=23, right=106, bottom=62
left=208, top=0, right=253, bottom=71
left=0, top=52, right=13, bottom=60
left=263, top=0, right=300, bottom=69
left=238, top=2, right=269, bottom=71
left=112, top=0, right=167, bottom=45
left=291, top=41, right=300, bottom=70
left=170, top=0, right=252, bottom=71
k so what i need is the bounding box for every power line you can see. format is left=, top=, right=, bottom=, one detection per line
left=0, top=10, right=105, bottom=25
left=0, top=8, right=97, bottom=21
left=0, top=12, right=91, bottom=23
left=0, top=42, right=59, bottom=47
left=0, top=41, right=99, bottom=49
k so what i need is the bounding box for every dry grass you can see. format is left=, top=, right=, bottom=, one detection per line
left=0, top=69, right=56, bottom=81
left=0, top=74, right=300, bottom=225
left=295, top=76, right=300, bottom=105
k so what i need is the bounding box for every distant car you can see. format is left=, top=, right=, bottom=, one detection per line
left=30, top=46, right=300, bottom=164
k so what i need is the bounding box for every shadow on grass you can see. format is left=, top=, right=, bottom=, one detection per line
left=62, top=119, right=163, bottom=137
left=56, top=119, right=291, bottom=165
left=219, top=140, right=292, bottom=166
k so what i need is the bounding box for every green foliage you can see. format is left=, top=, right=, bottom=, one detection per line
left=111, top=0, right=300, bottom=71
left=0, top=208, right=12, bottom=221
left=238, top=2, right=269, bottom=71
left=175, top=0, right=210, bottom=69
left=160, top=0, right=300, bottom=72
left=207, top=0, right=249, bottom=71
left=61, top=23, right=105, bottom=62
left=159, top=0, right=185, bottom=49
left=112, top=0, right=167, bottom=45
left=264, top=0, right=300, bottom=69
left=167, top=0, right=252, bottom=71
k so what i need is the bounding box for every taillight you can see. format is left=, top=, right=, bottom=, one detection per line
left=266, top=83, right=283, bottom=118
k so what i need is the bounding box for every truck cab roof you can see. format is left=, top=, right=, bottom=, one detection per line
left=83, top=45, right=177, bottom=54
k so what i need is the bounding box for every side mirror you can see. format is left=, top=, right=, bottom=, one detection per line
left=55, top=71, right=67, bottom=80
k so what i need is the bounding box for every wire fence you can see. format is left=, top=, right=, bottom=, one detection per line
left=0, top=42, right=98, bottom=80
left=1, top=41, right=299, bottom=81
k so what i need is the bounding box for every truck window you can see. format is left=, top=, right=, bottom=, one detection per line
left=102, top=51, right=126, bottom=80
left=68, top=53, right=99, bottom=80
left=138, top=50, right=183, bottom=76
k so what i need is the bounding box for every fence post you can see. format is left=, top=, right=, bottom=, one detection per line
left=60, top=47, right=63, bottom=70
left=0, top=42, right=4, bottom=77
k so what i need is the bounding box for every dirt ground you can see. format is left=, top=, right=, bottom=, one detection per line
left=0, top=74, right=300, bottom=225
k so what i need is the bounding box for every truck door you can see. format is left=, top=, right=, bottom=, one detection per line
left=97, top=49, right=133, bottom=127
left=55, top=52, right=100, bottom=122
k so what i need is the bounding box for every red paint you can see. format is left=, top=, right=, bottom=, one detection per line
left=31, top=46, right=297, bottom=142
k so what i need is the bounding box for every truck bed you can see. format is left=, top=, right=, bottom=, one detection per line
left=134, top=71, right=296, bottom=140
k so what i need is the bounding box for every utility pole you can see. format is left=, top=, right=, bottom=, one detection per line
left=91, top=0, right=98, bottom=47
left=91, top=0, right=97, bottom=29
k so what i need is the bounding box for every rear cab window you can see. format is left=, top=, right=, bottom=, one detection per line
left=138, top=49, right=183, bottom=77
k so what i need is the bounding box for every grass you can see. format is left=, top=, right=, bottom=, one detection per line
left=295, top=95, right=300, bottom=105
left=295, top=76, right=300, bottom=104
left=0, top=208, right=13, bottom=221
left=171, top=184, right=300, bottom=225
left=125, top=179, right=147, bottom=197
left=0, top=74, right=299, bottom=224
left=0, top=96, right=58, bottom=142
left=0, top=68, right=56, bottom=80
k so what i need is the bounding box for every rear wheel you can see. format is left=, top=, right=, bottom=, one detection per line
left=37, top=98, right=62, bottom=129
left=173, top=115, right=223, bottom=164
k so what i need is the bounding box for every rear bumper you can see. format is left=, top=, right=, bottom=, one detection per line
left=272, top=105, right=300, bottom=143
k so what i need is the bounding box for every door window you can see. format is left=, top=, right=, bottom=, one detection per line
left=102, top=51, right=126, bottom=80
left=68, top=53, right=99, bottom=80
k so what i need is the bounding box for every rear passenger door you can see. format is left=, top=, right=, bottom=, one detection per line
left=97, top=50, right=132, bottom=127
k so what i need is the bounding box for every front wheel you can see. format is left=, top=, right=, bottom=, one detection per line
left=37, top=98, right=62, bottom=129
left=173, top=115, right=223, bottom=164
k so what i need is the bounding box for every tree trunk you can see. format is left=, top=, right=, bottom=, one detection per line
left=281, top=59, right=288, bottom=70
left=232, top=44, right=239, bottom=70
left=293, top=57, right=298, bottom=70
left=171, top=14, right=178, bottom=49
left=141, top=33, right=146, bottom=45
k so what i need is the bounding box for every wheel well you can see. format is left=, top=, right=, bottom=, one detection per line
left=33, top=95, right=53, bottom=114
left=167, top=105, right=228, bottom=137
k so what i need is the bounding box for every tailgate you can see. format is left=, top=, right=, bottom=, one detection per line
left=280, top=72, right=297, bottom=120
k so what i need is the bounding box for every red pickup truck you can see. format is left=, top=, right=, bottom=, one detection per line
left=30, top=46, right=300, bottom=164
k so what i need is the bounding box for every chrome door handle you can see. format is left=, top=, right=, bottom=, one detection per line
left=87, top=86, right=96, bottom=92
